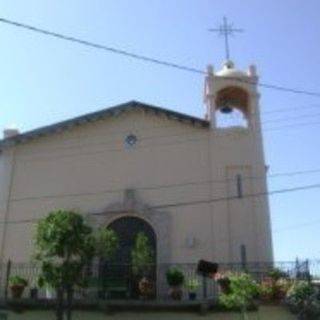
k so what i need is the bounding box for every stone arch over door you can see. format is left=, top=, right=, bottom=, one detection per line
left=93, top=189, right=171, bottom=264
left=92, top=190, right=172, bottom=298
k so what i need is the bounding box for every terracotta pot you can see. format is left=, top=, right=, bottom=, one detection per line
left=138, top=277, right=154, bottom=299
left=169, top=287, right=183, bottom=300
left=10, top=285, right=25, bottom=299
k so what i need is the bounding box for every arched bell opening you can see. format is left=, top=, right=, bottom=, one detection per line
left=215, top=86, right=250, bottom=128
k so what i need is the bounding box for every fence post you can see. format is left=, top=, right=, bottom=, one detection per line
left=202, top=275, right=207, bottom=300
left=240, top=245, right=247, bottom=271
left=4, top=260, right=11, bottom=301
left=306, top=259, right=311, bottom=283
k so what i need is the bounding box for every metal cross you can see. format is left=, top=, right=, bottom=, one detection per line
left=209, top=17, right=243, bottom=61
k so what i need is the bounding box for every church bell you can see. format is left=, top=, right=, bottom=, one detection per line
left=220, top=105, right=233, bottom=114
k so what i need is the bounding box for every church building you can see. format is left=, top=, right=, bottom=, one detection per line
left=0, top=60, right=273, bottom=265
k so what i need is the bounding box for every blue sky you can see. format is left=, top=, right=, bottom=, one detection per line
left=0, top=1, right=320, bottom=261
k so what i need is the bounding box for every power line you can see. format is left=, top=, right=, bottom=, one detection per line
left=262, top=104, right=320, bottom=116
left=0, top=17, right=204, bottom=75
left=2, top=183, right=320, bottom=248
left=3, top=182, right=315, bottom=225
left=147, top=183, right=320, bottom=210
left=264, top=119, right=320, bottom=132
left=5, top=121, right=316, bottom=163
left=268, top=168, right=320, bottom=179
left=218, top=107, right=320, bottom=127
left=273, top=219, right=320, bottom=233
left=262, top=112, right=320, bottom=125
left=9, top=167, right=320, bottom=203
left=14, top=116, right=320, bottom=163
left=0, top=102, right=317, bottom=162
left=1, top=17, right=320, bottom=97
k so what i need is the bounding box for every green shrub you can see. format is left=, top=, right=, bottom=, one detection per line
left=287, top=281, right=314, bottom=304
left=166, top=268, right=185, bottom=287
left=218, top=273, right=259, bottom=311
left=286, top=281, right=320, bottom=319
left=300, top=293, right=320, bottom=320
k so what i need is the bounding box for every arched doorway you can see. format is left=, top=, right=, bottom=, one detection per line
left=101, top=216, right=157, bottom=298
left=108, top=216, right=157, bottom=264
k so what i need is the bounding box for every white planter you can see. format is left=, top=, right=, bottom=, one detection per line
left=45, top=288, right=56, bottom=299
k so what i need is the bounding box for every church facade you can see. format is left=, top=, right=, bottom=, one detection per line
left=0, top=61, right=273, bottom=265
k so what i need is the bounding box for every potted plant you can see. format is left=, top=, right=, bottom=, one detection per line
left=131, top=232, right=155, bottom=299
left=9, top=276, right=28, bottom=299
left=166, top=267, right=185, bottom=300
left=138, top=277, right=154, bottom=299
left=259, top=271, right=291, bottom=303
left=186, top=278, right=200, bottom=300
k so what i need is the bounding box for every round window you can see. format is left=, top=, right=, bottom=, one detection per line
left=124, top=134, right=138, bottom=148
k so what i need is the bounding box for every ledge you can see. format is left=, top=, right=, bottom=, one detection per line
left=0, top=298, right=215, bottom=315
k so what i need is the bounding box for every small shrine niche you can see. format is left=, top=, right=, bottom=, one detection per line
left=215, top=86, right=250, bottom=128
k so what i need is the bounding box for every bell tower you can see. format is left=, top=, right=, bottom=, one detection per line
left=204, top=60, right=273, bottom=263
left=204, top=60, right=259, bottom=130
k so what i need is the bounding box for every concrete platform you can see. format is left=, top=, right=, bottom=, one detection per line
left=0, top=298, right=215, bottom=315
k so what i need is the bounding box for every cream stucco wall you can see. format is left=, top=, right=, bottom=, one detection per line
left=0, top=105, right=273, bottom=264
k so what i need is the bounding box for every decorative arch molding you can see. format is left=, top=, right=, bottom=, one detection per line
left=93, top=189, right=172, bottom=263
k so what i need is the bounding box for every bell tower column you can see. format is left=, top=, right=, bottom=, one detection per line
left=204, top=60, right=273, bottom=263
left=203, top=65, right=216, bottom=128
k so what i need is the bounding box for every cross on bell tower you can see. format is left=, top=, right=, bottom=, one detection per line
left=209, top=17, right=243, bottom=61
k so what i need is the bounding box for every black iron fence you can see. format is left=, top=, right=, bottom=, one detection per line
left=1, top=259, right=318, bottom=301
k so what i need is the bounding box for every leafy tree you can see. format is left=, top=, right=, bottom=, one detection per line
left=131, top=232, right=154, bottom=276
left=95, top=227, right=119, bottom=259
left=35, top=210, right=118, bottom=320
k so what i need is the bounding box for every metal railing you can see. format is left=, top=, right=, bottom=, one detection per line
left=0, top=259, right=317, bottom=301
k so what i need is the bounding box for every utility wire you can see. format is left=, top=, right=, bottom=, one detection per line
left=1, top=17, right=320, bottom=97
left=14, top=117, right=320, bottom=163
left=264, top=119, right=320, bottom=132
left=3, top=182, right=319, bottom=225
left=8, top=99, right=320, bottom=161
left=0, top=17, right=204, bottom=75
left=3, top=182, right=320, bottom=248
left=9, top=167, right=320, bottom=203
left=148, top=183, right=320, bottom=210
left=262, top=104, right=320, bottom=116
left=273, top=219, right=320, bottom=233
left=262, top=112, right=320, bottom=125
